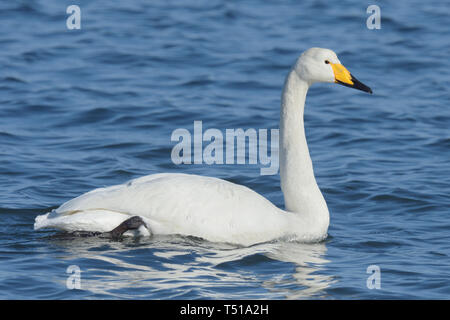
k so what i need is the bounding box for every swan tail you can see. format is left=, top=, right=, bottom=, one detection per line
left=34, top=209, right=151, bottom=237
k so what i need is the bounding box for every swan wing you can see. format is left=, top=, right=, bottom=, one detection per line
left=35, top=173, right=288, bottom=244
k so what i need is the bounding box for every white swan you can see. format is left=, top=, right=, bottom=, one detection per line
left=34, top=48, right=372, bottom=246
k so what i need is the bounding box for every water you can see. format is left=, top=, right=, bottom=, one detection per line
left=0, top=0, right=449, bottom=299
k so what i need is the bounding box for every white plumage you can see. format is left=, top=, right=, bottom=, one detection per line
left=36, top=174, right=296, bottom=244
left=34, top=48, right=371, bottom=246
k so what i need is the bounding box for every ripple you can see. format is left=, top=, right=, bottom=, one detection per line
left=0, top=0, right=449, bottom=300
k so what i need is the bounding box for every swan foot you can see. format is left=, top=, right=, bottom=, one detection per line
left=63, top=216, right=149, bottom=240
left=108, top=216, right=148, bottom=240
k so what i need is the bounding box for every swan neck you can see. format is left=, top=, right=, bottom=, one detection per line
left=279, top=70, right=328, bottom=220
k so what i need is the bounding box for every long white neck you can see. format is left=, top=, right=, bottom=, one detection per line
left=279, top=70, right=329, bottom=228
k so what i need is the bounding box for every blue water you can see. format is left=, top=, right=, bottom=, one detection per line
left=0, top=0, right=449, bottom=299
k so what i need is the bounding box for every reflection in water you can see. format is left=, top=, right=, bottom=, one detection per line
left=47, top=234, right=336, bottom=299
left=263, top=242, right=336, bottom=299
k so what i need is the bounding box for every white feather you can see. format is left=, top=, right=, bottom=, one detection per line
left=32, top=48, right=367, bottom=246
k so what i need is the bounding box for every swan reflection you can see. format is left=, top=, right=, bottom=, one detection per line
left=47, top=234, right=335, bottom=299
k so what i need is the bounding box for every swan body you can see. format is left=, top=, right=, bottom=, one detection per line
left=34, top=48, right=371, bottom=246
left=36, top=173, right=299, bottom=244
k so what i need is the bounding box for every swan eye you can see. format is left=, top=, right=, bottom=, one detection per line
left=325, top=60, right=330, bottom=64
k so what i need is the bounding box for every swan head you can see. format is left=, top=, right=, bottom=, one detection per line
left=294, top=47, right=372, bottom=94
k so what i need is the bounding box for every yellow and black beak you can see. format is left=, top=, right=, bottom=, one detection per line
left=331, top=63, right=372, bottom=94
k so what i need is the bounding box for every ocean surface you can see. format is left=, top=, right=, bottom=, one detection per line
left=0, top=0, right=449, bottom=299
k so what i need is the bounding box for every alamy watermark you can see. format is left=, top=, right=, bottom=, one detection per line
left=66, top=5, right=81, bottom=30
left=366, top=5, right=381, bottom=29
left=65, top=4, right=379, bottom=31
left=366, top=265, right=381, bottom=289
left=171, top=121, right=279, bottom=175
left=66, top=265, right=81, bottom=290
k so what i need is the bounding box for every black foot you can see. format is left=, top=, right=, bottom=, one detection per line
left=108, top=216, right=147, bottom=240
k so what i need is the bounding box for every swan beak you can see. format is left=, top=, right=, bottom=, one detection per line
left=331, top=63, right=372, bottom=94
